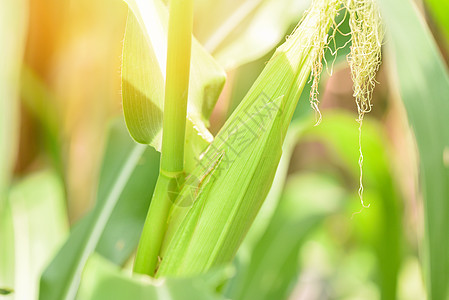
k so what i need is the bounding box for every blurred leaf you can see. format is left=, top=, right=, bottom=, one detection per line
left=94, top=122, right=159, bottom=264
left=0, top=0, right=28, bottom=292
left=20, top=65, right=63, bottom=176
left=194, top=0, right=309, bottom=69
left=0, top=0, right=27, bottom=205
left=377, top=0, right=449, bottom=298
left=5, top=171, right=68, bottom=300
left=230, top=173, right=344, bottom=300
left=305, top=112, right=403, bottom=300
left=0, top=288, right=14, bottom=295
left=398, top=257, right=427, bottom=300
left=425, top=0, right=449, bottom=42
left=77, top=254, right=227, bottom=300
left=0, top=202, right=15, bottom=296
left=40, top=119, right=160, bottom=300
left=122, top=0, right=225, bottom=157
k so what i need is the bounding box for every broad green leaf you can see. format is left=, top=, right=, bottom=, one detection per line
left=77, top=254, right=228, bottom=300
left=39, top=119, right=160, bottom=300
left=4, top=171, right=68, bottom=300
left=194, top=0, right=309, bottom=69
left=122, top=0, right=225, bottom=158
left=377, top=0, right=449, bottom=298
left=229, top=173, right=344, bottom=300
left=157, top=1, right=341, bottom=277
left=305, top=112, right=403, bottom=299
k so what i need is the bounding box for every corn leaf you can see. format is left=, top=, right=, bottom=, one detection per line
left=39, top=120, right=159, bottom=300
left=377, top=0, right=449, bottom=298
left=122, top=0, right=225, bottom=159
left=20, top=65, right=63, bottom=176
left=193, top=0, right=309, bottom=69
left=77, top=254, right=229, bottom=300
left=4, top=171, right=68, bottom=300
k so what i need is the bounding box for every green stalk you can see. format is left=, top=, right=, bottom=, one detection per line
left=134, top=0, right=193, bottom=276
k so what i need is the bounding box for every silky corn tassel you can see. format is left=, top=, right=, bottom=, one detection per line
left=307, top=0, right=343, bottom=125
left=347, top=0, right=383, bottom=208
left=347, top=0, right=383, bottom=119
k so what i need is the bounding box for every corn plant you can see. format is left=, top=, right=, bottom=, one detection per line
left=1, top=0, right=448, bottom=299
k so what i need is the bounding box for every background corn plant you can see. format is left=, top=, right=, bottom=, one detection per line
left=0, top=0, right=448, bottom=300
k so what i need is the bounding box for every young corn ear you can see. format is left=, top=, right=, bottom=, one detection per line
left=156, top=0, right=341, bottom=277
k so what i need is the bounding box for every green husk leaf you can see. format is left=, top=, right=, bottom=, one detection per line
left=156, top=0, right=341, bottom=277
left=122, top=0, right=225, bottom=160
left=377, top=0, right=449, bottom=298
left=39, top=120, right=160, bottom=300
left=222, top=120, right=309, bottom=298
left=241, top=120, right=310, bottom=250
